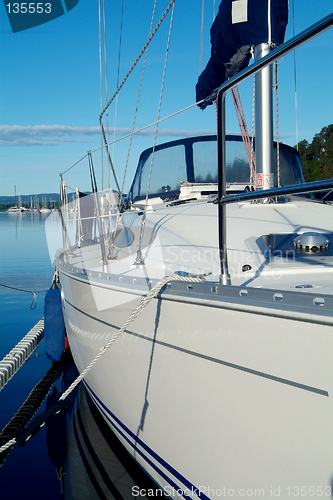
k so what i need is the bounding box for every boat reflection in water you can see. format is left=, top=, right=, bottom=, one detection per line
left=62, top=383, right=164, bottom=500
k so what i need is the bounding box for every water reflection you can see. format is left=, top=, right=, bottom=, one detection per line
left=53, top=379, right=164, bottom=499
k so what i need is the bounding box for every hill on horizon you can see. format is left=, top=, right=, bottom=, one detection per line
left=0, top=192, right=60, bottom=207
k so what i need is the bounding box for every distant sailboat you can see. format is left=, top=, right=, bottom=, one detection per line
left=40, top=195, right=52, bottom=213
left=7, top=185, right=26, bottom=212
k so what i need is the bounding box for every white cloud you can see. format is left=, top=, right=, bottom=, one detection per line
left=0, top=125, right=216, bottom=146
left=0, top=125, right=101, bottom=146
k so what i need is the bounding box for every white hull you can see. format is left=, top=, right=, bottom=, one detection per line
left=7, top=206, right=26, bottom=212
left=58, top=256, right=333, bottom=498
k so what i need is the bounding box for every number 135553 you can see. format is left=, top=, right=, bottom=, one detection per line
left=6, top=3, right=52, bottom=14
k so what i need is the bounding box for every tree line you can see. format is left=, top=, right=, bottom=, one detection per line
left=297, top=124, right=333, bottom=182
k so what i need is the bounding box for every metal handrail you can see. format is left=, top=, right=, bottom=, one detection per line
left=214, top=13, right=333, bottom=284
left=219, top=178, right=333, bottom=205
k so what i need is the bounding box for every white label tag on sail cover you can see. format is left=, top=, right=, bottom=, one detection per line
left=232, top=0, right=248, bottom=24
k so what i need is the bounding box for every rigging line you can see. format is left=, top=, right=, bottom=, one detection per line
left=136, top=2, right=175, bottom=264
left=98, top=0, right=105, bottom=192
left=250, top=71, right=256, bottom=184
left=108, top=0, right=157, bottom=258
left=291, top=0, right=299, bottom=150
left=106, top=0, right=124, bottom=250
left=112, top=0, right=124, bottom=165
left=103, top=0, right=109, bottom=149
left=235, top=84, right=255, bottom=174
left=274, top=61, right=281, bottom=187
left=121, top=0, right=157, bottom=199
left=60, top=153, right=88, bottom=176
left=98, top=0, right=176, bottom=200
left=93, top=100, right=202, bottom=155
left=101, top=0, right=107, bottom=193
left=99, top=0, right=175, bottom=121
left=62, top=97, right=203, bottom=177
left=99, top=0, right=102, bottom=116
left=230, top=86, right=255, bottom=181
left=199, top=0, right=205, bottom=75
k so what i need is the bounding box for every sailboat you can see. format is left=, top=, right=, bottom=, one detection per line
left=52, top=1, right=333, bottom=497
left=7, top=186, right=26, bottom=212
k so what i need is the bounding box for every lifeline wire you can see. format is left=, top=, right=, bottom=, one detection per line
left=60, top=98, right=205, bottom=177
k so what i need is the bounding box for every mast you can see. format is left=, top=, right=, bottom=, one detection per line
left=254, top=1, right=275, bottom=191
left=254, top=43, right=274, bottom=191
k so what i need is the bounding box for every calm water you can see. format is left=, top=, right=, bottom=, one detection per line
left=0, top=211, right=156, bottom=500
left=0, top=211, right=63, bottom=499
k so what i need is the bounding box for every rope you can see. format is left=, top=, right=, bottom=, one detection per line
left=102, top=0, right=109, bottom=156
left=0, top=360, right=64, bottom=462
left=0, top=273, right=205, bottom=456
left=251, top=73, right=256, bottom=184
left=199, top=0, right=205, bottom=75
left=98, top=0, right=176, bottom=203
left=98, top=0, right=111, bottom=194
left=0, top=283, right=48, bottom=309
left=61, top=97, right=204, bottom=178
left=0, top=318, right=45, bottom=392
left=274, top=60, right=282, bottom=187
left=135, top=2, right=175, bottom=264
left=231, top=86, right=256, bottom=182
left=98, top=0, right=104, bottom=191
left=108, top=1, right=158, bottom=258
left=59, top=272, right=203, bottom=402
left=291, top=0, right=299, bottom=151
left=112, top=0, right=124, bottom=166
left=99, top=0, right=175, bottom=122
left=121, top=0, right=157, bottom=203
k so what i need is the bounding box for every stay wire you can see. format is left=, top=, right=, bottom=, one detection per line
left=98, top=0, right=176, bottom=203
left=136, top=2, right=175, bottom=263
left=121, top=0, right=157, bottom=200
left=108, top=0, right=158, bottom=259
left=292, top=0, right=299, bottom=150
left=199, top=0, right=205, bottom=74
left=112, top=0, right=124, bottom=164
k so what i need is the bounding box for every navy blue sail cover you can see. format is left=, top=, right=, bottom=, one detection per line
left=196, top=0, right=288, bottom=104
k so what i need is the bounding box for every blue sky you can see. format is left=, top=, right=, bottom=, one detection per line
left=0, top=0, right=332, bottom=197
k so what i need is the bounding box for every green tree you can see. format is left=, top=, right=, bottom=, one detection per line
left=297, top=125, right=333, bottom=181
